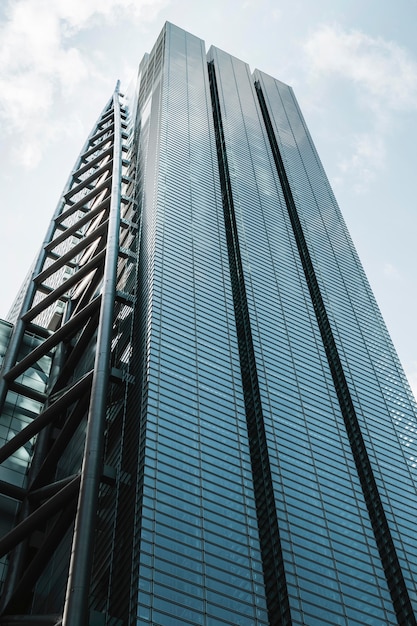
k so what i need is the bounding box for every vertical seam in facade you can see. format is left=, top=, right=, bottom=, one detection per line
left=208, top=60, right=291, bottom=626
left=255, top=80, right=417, bottom=626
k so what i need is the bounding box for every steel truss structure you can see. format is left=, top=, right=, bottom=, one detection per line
left=0, top=83, right=138, bottom=626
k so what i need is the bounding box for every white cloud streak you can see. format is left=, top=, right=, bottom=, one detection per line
left=0, top=0, right=167, bottom=167
left=304, top=24, right=417, bottom=112
left=338, top=132, right=387, bottom=193
left=383, top=262, right=403, bottom=282
left=304, top=25, right=417, bottom=189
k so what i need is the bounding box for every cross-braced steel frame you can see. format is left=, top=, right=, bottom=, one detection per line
left=0, top=83, right=138, bottom=626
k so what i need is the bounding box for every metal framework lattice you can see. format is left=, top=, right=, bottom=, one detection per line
left=0, top=83, right=138, bottom=626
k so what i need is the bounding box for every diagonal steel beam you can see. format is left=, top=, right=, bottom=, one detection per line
left=86, top=123, right=114, bottom=148
left=50, top=314, right=99, bottom=391
left=0, top=501, right=77, bottom=617
left=8, top=381, right=46, bottom=404
left=44, top=196, right=110, bottom=253
left=82, top=133, right=114, bottom=162
left=0, top=371, right=93, bottom=464
left=64, top=160, right=112, bottom=203
left=29, top=475, right=80, bottom=502
left=21, top=253, right=105, bottom=323
left=0, top=482, right=26, bottom=501
left=56, top=180, right=110, bottom=225
left=6, top=297, right=101, bottom=381
left=34, top=220, right=109, bottom=285
left=29, top=393, right=90, bottom=491
left=0, top=476, right=80, bottom=558
left=72, top=146, right=113, bottom=180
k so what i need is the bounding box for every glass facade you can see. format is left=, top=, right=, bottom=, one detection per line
left=1, top=21, right=417, bottom=626
left=208, top=47, right=397, bottom=625
left=133, top=25, right=268, bottom=626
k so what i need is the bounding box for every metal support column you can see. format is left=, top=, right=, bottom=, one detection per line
left=62, top=83, right=123, bottom=626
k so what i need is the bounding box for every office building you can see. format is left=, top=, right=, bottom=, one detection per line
left=1, top=22, right=417, bottom=626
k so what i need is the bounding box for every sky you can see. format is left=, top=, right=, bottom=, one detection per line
left=0, top=0, right=416, bottom=395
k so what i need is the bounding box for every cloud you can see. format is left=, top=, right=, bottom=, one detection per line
left=303, top=25, right=417, bottom=189
left=0, top=0, right=167, bottom=167
left=383, top=262, right=403, bottom=282
left=338, top=132, right=386, bottom=192
left=53, top=0, right=168, bottom=33
left=304, top=25, right=417, bottom=112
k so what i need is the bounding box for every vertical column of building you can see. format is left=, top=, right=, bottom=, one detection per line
left=207, top=57, right=291, bottom=626
left=87, top=91, right=140, bottom=624
left=208, top=46, right=400, bottom=625
left=255, top=70, right=417, bottom=623
left=130, top=23, right=269, bottom=626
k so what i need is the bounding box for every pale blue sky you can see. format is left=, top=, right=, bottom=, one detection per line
left=0, top=0, right=416, bottom=394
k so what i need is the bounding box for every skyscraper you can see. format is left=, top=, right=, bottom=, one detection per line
left=1, top=20, right=417, bottom=626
